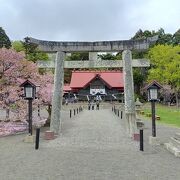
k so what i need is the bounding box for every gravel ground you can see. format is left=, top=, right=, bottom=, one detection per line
left=0, top=108, right=180, bottom=180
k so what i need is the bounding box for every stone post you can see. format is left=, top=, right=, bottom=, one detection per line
left=50, top=51, right=65, bottom=134
left=122, top=50, right=137, bottom=137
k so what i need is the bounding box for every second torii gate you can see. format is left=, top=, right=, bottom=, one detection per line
left=28, top=36, right=158, bottom=137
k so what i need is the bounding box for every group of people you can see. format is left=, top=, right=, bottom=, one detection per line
left=88, top=100, right=100, bottom=110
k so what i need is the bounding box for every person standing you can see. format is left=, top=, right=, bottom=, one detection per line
left=88, top=101, right=91, bottom=110
left=65, top=99, right=68, bottom=105
left=96, top=100, right=100, bottom=110
left=91, top=101, right=95, bottom=110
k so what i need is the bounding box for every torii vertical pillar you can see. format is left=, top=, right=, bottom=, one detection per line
left=50, top=51, right=65, bottom=134
left=122, top=50, right=137, bottom=137
left=89, top=52, right=98, bottom=61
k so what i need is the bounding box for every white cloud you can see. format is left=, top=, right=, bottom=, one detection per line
left=0, top=0, right=179, bottom=41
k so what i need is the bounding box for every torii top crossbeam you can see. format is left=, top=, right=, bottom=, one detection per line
left=27, top=36, right=158, bottom=52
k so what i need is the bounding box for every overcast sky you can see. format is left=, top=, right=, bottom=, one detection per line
left=0, top=0, right=179, bottom=41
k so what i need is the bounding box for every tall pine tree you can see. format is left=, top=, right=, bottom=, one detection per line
left=0, top=27, right=11, bottom=48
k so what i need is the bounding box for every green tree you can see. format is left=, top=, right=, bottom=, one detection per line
left=64, top=69, right=72, bottom=83
left=22, top=37, right=49, bottom=62
left=12, top=41, right=25, bottom=52
left=66, top=52, right=89, bottom=61
left=156, top=28, right=173, bottom=45
left=133, top=68, right=146, bottom=94
left=132, top=28, right=175, bottom=46
left=12, top=39, right=49, bottom=62
left=148, top=44, right=180, bottom=106
left=98, top=53, right=116, bottom=60
left=173, top=29, right=180, bottom=45
left=131, top=29, right=156, bottom=40
left=98, top=52, right=122, bottom=60
left=0, top=27, right=11, bottom=48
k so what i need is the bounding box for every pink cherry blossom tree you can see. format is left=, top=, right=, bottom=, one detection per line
left=0, top=48, right=25, bottom=120
left=0, top=48, right=54, bottom=136
left=37, top=73, right=54, bottom=124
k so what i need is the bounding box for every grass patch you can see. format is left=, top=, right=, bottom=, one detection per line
left=142, top=103, right=180, bottom=128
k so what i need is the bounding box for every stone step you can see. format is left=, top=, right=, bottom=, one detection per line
left=170, top=137, right=180, bottom=149
left=164, top=142, right=180, bottom=158
left=174, top=133, right=180, bottom=141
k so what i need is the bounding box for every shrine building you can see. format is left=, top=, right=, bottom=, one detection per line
left=64, top=70, right=124, bottom=101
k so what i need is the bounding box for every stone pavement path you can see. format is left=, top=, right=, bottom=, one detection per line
left=46, top=109, right=137, bottom=151
left=0, top=109, right=180, bottom=180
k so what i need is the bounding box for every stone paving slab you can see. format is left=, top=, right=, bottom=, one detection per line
left=0, top=109, right=180, bottom=180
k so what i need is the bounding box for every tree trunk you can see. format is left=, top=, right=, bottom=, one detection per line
left=45, top=105, right=52, bottom=126
left=5, top=107, right=10, bottom=121
left=175, top=92, right=180, bottom=108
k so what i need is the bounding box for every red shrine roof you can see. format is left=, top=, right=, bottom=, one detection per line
left=70, top=70, right=124, bottom=89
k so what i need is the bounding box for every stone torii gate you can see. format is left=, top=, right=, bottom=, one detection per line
left=28, top=36, right=157, bottom=137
